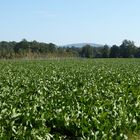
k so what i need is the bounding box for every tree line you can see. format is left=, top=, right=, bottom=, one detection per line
left=0, top=39, right=77, bottom=59
left=80, top=40, right=140, bottom=58
left=0, top=39, right=140, bottom=59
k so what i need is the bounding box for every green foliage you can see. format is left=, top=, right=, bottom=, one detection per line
left=120, top=40, right=137, bottom=58
left=0, top=39, right=140, bottom=59
left=80, top=45, right=94, bottom=58
left=110, top=45, right=120, bottom=58
left=0, top=59, right=140, bottom=139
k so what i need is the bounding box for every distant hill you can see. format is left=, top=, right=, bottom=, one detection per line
left=61, top=43, right=104, bottom=48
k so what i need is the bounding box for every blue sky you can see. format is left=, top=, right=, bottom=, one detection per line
left=0, top=0, right=140, bottom=46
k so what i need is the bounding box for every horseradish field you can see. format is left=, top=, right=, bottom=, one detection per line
left=0, top=59, right=140, bottom=139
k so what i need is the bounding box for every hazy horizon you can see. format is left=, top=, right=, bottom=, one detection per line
left=0, top=0, right=140, bottom=46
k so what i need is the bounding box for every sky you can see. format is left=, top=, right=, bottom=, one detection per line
left=0, top=0, right=140, bottom=46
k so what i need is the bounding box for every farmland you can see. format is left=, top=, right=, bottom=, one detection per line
left=0, top=59, right=140, bottom=139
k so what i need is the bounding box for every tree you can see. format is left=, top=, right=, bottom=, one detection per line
left=14, top=39, right=29, bottom=54
left=135, top=47, right=140, bottom=58
left=110, top=45, right=120, bottom=58
left=120, top=40, right=136, bottom=58
left=102, top=45, right=110, bottom=58
left=80, top=45, right=93, bottom=58
left=0, top=41, right=15, bottom=58
left=48, top=43, right=56, bottom=53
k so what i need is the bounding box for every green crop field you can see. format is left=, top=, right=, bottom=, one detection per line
left=0, top=59, right=140, bottom=140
